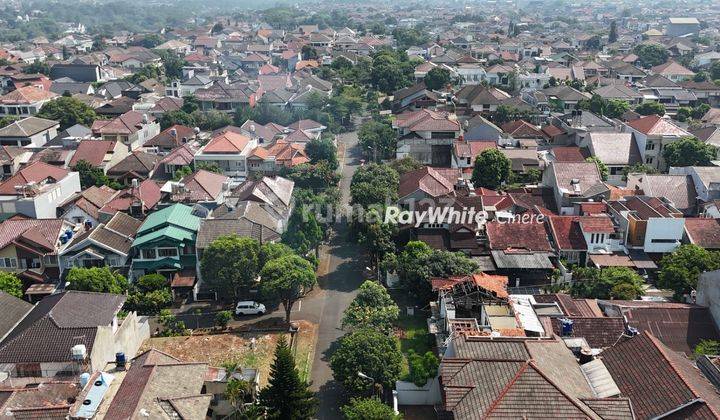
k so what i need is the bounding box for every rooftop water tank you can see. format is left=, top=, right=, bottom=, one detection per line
left=71, top=344, right=87, bottom=361
left=560, top=318, right=574, bottom=336
left=79, top=372, right=91, bottom=388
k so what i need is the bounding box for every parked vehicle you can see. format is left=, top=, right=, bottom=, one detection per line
left=235, top=301, right=266, bottom=316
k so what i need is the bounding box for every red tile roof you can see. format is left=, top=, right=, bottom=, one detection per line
left=92, top=111, right=154, bottom=135
left=547, top=216, right=587, bottom=251
left=550, top=316, right=625, bottom=348
left=551, top=146, right=586, bottom=162
left=399, top=167, right=460, bottom=198
left=0, top=85, right=57, bottom=104
left=684, top=218, right=720, bottom=249
left=69, top=140, right=116, bottom=167
left=626, top=114, right=689, bottom=136
left=0, top=161, right=70, bottom=195
left=202, top=131, right=251, bottom=154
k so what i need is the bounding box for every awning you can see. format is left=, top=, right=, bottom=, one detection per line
left=172, top=270, right=197, bottom=288
left=132, top=258, right=182, bottom=271
left=25, top=283, right=56, bottom=295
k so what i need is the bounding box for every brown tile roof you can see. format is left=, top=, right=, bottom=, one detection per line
left=0, top=291, right=125, bottom=363
left=533, top=293, right=603, bottom=317
left=550, top=317, right=625, bottom=349
left=0, top=85, right=57, bottom=104
left=174, top=170, right=229, bottom=202
left=395, top=109, right=461, bottom=132
left=399, top=166, right=460, bottom=198
left=69, top=140, right=116, bottom=167
left=91, top=111, right=154, bottom=135
left=106, top=150, right=159, bottom=178
left=501, top=120, right=543, bottom=138
left=486, top=221, right=553, bottom=252
left=144, top=125, right=195, bottom=149
left=453, top=140, right=497, bottom=158
left=602, top=332, right=720, bottom=419
left=548, top=216, right=587, bottom=251
left=430, top=273, right=509, bottom=299
left=202, top=131, right=251, bottom=153
left=684, top=218, right=720, bottom=249
left=62, top=185, right=118, bottom=220
left=0, top=218, right=64, bottom=252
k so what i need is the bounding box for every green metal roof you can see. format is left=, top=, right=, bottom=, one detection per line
left=137, top=204, right=201, bottom=236
left=132, top=225, right=196, bottom=248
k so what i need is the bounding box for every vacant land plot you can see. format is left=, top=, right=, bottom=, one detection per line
left=140, top=320, right=318, bottom=386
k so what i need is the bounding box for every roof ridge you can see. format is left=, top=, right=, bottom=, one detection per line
left=525, top=360, right=599, bottom=418
left=483, top=361, right=528, bottom=417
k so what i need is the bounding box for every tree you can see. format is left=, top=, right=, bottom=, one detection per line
left=342, top=398, right=402, bottom=420
left=570, top=267, right=645, bottom=300
left=259, top=242, right=295, bottom=268
left=622, top=163, right=657, bottom=180
left=259, top=335, right=318, bottom=419
left=663, top=136, right=716, bottom=168
left=634, top=101, right=666, bottom=116
left=633, top=44, right=670, bottom=68
left=0, top=272, right=23, bottom=298
left=36, top=97, right=97, bottom=130
left=711, top=61, right=720, bottom=81
left=424, top=67, right=451, bottom=90
left=211, top=22, right=224, bottom=35
left=358, top=120, right=396, bottom=162
left=225, top=377, right=252, bottom=412
left=159, top=110, right=195, bottom=130
left=123, top=274, right=173, bottom=315
left=388, top=156, right=423, bottom=175
left=586, top=156, right=609, bottom=181
left=282, top=161, right=340, bottom=191
left=355, top=217, right=396, bottom=274
left=350, top=163, right=399, bottom=208
left=370, top=50, right=413, bottom=94
left=342, top=281, right=399, bottom=332
left=215, top=311, right=233, bottom=329
left=306, top=136, right=338, bottom=169
left=609, top=20, right=618, bottom=43
left=301, top=45, right=318, bottom=60
left=658, top=244, right=720, bottom=298
left=173, top=166, right=193, bottom=181
left=259, top=255, right=317, bottom=324
left=73, top=160, right=121, bottom=189
left=330, top=328, right=404, bottom=395
left=65, top=267, right=129, bottom=294
left=396, top=241, right=479, bottom=302
left=201, top=235, right=260, bottom=301
left=406, top=350, right=439, bottom=387
left=471, top=149, right=512, bottom=189
left=0, top=116, right=19, bottom=129
left=493, top=105, right=530, bottom=125
left=605, top=99, right=630, bottom=118
left=23, top=60, right=50, bottom=75
left=695, top=340, right=720, bottom=357
left=155, top=49, right=188, bottom=80
left=282, top=207, right=323, bottom=255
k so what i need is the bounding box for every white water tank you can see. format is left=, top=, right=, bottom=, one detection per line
left=71, top=344, right=87, bottom=361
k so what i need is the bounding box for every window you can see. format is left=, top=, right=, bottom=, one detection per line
left=0, top=257, right=16, bottom=268
left=16, top=363, right=41, bottom=377
left=30, top=258, right=41, bottom=269
left=158, top=248, right=178, bottom=258
left=645, top=142, right=656, bottom=151
left=141, top=249, right=157, bottom=259
left=645, top=156, right=654, bottom=164
left=651, top=238, right=677, bottom=243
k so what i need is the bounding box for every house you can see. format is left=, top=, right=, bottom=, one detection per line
left=58, top=185, right=119, bottom=226
left=607, top=195, right=685, bottom=254
left=0, top=116, right=59, bottom=147
left=68, top=139, right=128, bottom=173
left=130, top=203, right=201, bottom=280
left=452, top=140, right=497, bottom=171
left=455, top=85, right=511, bottom=113
left=398, top=166, right=462, bottom=204
left=165, top=170, right=230, bottom=206
left=103, top=349, right=215, bottom=420
left=153, top=144, right=197, bottom=180
left=0, top=162, right=81, bottom=218
left=623, top=114, right=690, bottom=171
left=99, top=179, right=162, bottom=221
left=194, top=131, right=256, bottom=181
left=626, top=173, right=697, bottom=215
left=581, top=132, right=641, bottom=185
left=0, top=379, right=80, bottom=418
left=669, top=166, right=720, bottom=205
left=0, top=291, right=148, bottom=378
left=394, top=109, right=462, bottom=167
left=59, top=212, right=141, bottom=277
left=0, top=86, right=58, bottom=117
left=106, top=150, right=160, bottom=183
left=49, top=63, right=103, bottom=83
left=542, top=161, right=608, bottom=215
left=684, top=218, right=720, bottom=250
left=194, top=81, right=258, bottom=111
left=528, top=85, right=591, bottom=112
left=246, top=140, right=309, bottom=176
left=91, top=111, right=161, bottom=151
left=651, top=61, right=695, bottom=82
left=547, top=215, right=620, bottom=266
left=144, top=125, right=197, bottom=154
left=486, top=220, right=555, bottom=286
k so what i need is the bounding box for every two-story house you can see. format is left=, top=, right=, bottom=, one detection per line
left=0, top=116, right=59, bottom=148
left=0, top=162, right=82, bottom=218
left=130, top=203, right=201, bottom=280
left=91, top=111, right=160, bottom=151
left=608, top=195, right=685, bottom=254
left=394, top=109, right=462, bottom=167
left=194, top=131, right=257, bottom=181
left=0, top=86, right=58, bottom=118
left=542, top=161, right=609, bottom=215
left=623, top=114, right=690, bottom=171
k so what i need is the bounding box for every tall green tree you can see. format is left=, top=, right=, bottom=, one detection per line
left=73, top=160, right=122, bottom=190
left=609, top=20, right=618, bottom=43
left=36, top=97, right=97, bottom=129
left=306, top=136, right=338, bottom=169
left=663, top=136, right=716, bottom=167
left=658, top=245, right=720, bottom=298
left=259, top=255, right=317, bottom=323
left=342, top=281, right=399, bottom=332
left=259, top=336, right=317, bottom=419
left=635, top=102, right=666, bottom=116
left=350, top=163, right=399, bottom=208
left=570, top=267, right=645, bottom=300
left=424, top=67, right=451, bottom=90
left=200, top=235, right=260, bottom=301
left=471, top=149, right=511, bottom=189
left=0, top=272, right=23, bottom=298
left=633, top=44, right=670, bottom=68
left=282, top=207, right=323, bottom=255
left=65, top=267, right=129, bottom=294
left=330, top=328, right=404, bottom=395
left=358, top=120, right=396, bottom=162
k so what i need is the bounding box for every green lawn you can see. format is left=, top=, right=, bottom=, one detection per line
left=394, top=315, right=435, bottom=378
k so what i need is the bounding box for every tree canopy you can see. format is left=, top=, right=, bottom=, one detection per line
left=570, top=267, right=645, bottom=300
left=358, top=119, right=396, bottom=162
left=342, top=281, right=399, bottom=332
left=0, top=272, right=23, bottom=298
left=36, top=96, right=97, bottom=130
left=342, top=398, right=402, bottom=420
left=330, top=328, right=404, bottom=395
left=424, top=67, right=452, bottom=90
left=634, top=101, right=666, bottom=116
left=65, top=267, right=129, bottom=294
left=350, top=163, right=400, bottom=208
left=259, top=254, right=317, bottom=323
left=633, top=44, right=670, bottom=68
left=658, top=244, right=720, bottom=299
left=200, top=235, right=260, bottom=301
left=663, top=136, right=716, bottom=168
left=306, top=135, right=339, bottom=169
left=471, top=149, right=512, bottom=189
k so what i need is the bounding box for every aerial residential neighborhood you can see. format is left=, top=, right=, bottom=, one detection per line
left=3, top=0, right=720, bottom=418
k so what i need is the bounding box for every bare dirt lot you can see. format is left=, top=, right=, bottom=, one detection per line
left=140, top=320, right=318, bottom=386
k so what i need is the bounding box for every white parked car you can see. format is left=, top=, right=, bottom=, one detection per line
left=235, top=301, right=266, bottom=316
